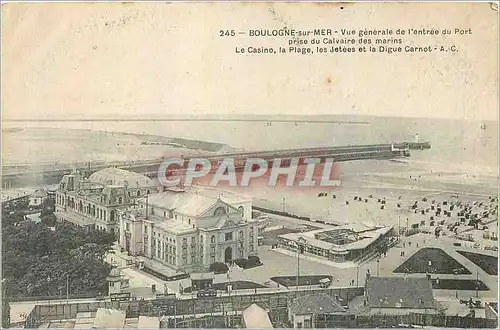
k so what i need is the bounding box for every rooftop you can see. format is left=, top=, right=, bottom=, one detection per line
left=31, top=189, right=48, bottom=198
left=146, top=192, right=220, bottom=217
left=242, top=303, right=273, bottom=328
left=290, top=293, right=347, bottom=315
left=92, top=308, right=126, bottom=328
left=73, top=311, right=95, bottom=329
left=137, top=316, right=160, bottom=329
left=144, top=189, right=245, bottom=218
left=108, top=267, right=121, bottom=278
left=36, top=310, right=158, bottom=329
left=190, top=272, right=215, bottom=281
left=187, top=186, right=252, bottom=204
left=88, top=168, right=156, bottom=189
left=154, top=219, right=197, bottom=234
left=365, top=276, right=436, bottom=309
left=279, top=223, right=393, bottom=252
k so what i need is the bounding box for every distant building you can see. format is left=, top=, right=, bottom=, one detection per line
left=118, top=186, right=258, bottom=273
left=55, top=168, right=159, bottom=233
left=278, top=223, right=395, bottom=263
left=29, top=189, right=47, bottom=207
left=363, top=276, right=439, bottom=315
left=288, top=293, right=353, bottom=328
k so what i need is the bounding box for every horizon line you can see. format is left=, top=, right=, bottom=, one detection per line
left=2, top=113, right=496, bottom=122
left=2, top=118, right=371, bottom=124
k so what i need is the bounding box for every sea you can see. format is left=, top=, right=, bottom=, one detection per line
left=3, top=116, right=498, bottom=175
left=2, top=116, right=498, bottom=219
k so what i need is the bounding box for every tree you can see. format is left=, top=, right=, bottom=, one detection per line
left=40, top=198, right=55, bottom=217
left=41, top=213, right=57, bottom=227
left=2, top=210, right=114, bottom=298
left=209, top=262, right=229, bottom=274
left=248, top=255, right=262, bottom=267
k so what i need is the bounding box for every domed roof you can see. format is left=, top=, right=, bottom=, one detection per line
left=108, top=268, right=121, bottom=278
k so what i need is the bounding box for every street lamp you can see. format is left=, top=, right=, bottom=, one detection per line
left=356, top=265, right=359, bottom=286
left=296, top=237, right=306, bottom=294
left=377, top=259, right=380, bottom=276
left=475, top=268, right=479, bottom=298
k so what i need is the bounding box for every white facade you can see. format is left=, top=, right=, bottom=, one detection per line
left=119, top=187, right=258, bottom=273
left=55, top=168, right=159, bottom=232
left=29, top=189, right=47, bottom=207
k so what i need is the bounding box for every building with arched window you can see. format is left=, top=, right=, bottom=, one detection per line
left=118, top=186, right=258, bottom=273
left=55, top=168, right=159, bottom=232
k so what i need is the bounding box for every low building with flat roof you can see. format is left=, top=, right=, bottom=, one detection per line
left=278, top=222, right=395, bottom=263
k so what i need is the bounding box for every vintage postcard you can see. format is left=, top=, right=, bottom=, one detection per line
left=1, top=1, right=498, bottom=329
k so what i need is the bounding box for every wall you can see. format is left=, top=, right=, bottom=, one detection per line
left=24, top=287, right=364, bottom=328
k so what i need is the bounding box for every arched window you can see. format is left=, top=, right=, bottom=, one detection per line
left=211, top=235, right=215, bottom=244
left=239, top=230, right=243, bottom=239
left=147, top=189, right=151, bottom=194
left=118, top=197, right=122, bottom=204
left=137, top=190, right=141, bottom=197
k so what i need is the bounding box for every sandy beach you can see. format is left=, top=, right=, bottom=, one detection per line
left=214, top=158, right=498, bottom=231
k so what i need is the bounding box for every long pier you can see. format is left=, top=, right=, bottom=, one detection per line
left=2, top=143, right=412, bottom=189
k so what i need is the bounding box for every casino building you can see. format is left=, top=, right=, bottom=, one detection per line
left=55, top=168, right=160, bottom=233
left=118, top=186, right=259, bottom=273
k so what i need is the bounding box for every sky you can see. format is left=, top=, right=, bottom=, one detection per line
left=1, top=2, right=498, bottom=121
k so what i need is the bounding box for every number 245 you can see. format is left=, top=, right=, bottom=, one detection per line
left=219, top=30, right=235, bottom=37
